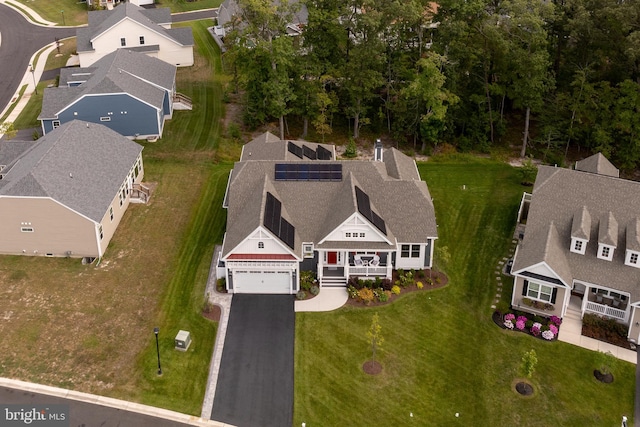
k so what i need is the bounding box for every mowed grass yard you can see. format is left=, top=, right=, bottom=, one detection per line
left=294, top=157, right=636, bottom=427
left=0, top=20, right=229, bottom=415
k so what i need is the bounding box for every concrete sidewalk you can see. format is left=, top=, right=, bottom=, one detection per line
left=295, top=287, right=348, bottom=312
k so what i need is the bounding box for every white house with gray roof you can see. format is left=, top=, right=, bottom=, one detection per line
left=218, top=132, right=437, bottom=294
left=0, top=120, right=145, bottom=260
left=511, top=153, right=640, bottom=344
left=39, top=49, right=181, bottom=139
left=215, top=0, right=308, bottom=38
left=77, top=2, right=194, bottom=68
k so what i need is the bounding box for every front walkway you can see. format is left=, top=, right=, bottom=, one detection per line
left=295, top=287, right=348, bottom=312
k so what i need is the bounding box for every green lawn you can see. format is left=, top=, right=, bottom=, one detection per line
left=0, top=20, right=227, bottom=416
left=294, top=156, right=635, bottom=427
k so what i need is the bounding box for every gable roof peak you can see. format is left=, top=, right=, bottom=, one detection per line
left=598, top=211, right=618, bottom=247
left=571, top=205, right=591, bottom=240
left=575, top=153, right=619, bottom=178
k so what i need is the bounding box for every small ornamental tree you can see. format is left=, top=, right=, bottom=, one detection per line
left=367, top=313, right=384, bottom=364
left=432, top=245, right=451, bottom=278
left=521, top=349, right=538, bottom=379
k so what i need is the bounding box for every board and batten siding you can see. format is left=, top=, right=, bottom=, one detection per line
left=0, top=197, right=99, bottom=257
left=42, top=94, right=161, bottom=138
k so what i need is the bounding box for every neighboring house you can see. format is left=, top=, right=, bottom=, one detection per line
left=77, top=2, right=194, bottom=68
left=217, top=132, right=438, bottom=294
left=39, top=49, right=189, bottom=139
left=0, top=120, right=146, bottom=260
left=214, top=0, right=308, bottom=38
left=86, top=0, right=122, bottom=8
left=511, top=153, right=640, bottom=344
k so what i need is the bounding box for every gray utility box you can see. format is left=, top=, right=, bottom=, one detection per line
left=175, top=330, right=192, bottom=351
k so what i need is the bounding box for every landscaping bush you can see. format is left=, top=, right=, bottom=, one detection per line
left=358, top=288, right=375, bottom=305
left=216, top=277, right=226, bottom=292
left=348, top=276, right=364, bottom=290
left=391, top=285, right=401, bottom=295
left=395, top=270, right=414, bottom=288
left=300, top=270, right=316, bottom=292
left=373, top=288, right=389, bottom=302
left=495, top=300, right=510, bottom=315
left=347, top=285, right=358, bottom=299
left=310, top=285, right=320, bottom=296
left=381, top=278, right=393, bottom=291
left=344, top=138, right=357, bottom=158
left=417, top=281, right=424, bottom=289
left=297, top=291, right=307, bottom=300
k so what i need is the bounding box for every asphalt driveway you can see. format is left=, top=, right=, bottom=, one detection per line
left=211, top=295, right=295, bottom=427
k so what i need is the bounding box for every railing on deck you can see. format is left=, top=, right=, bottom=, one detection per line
left=585, top=301, right=626, bottom=321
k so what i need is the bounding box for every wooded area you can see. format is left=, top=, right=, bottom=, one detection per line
left=223, top=0, right=640, bottom=169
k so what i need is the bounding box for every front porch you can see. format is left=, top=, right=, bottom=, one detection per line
left=318, top=251, right=393, bottom=287
left=573, top=284, right=630, bottom=322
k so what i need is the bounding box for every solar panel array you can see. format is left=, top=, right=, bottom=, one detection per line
left=274, top=163, right=342, bottom=181
left=355, top=186, right=387, bottom=235
left=287, top=141, right=333, bottom=160
left=264, top=192, right=295, bottom=249
left=288, top=141, right=303, bottom=159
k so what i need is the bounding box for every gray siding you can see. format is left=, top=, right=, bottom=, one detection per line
left=424, top=239, right=432, bottom=267
left=43, top=94, right=160, bottom=138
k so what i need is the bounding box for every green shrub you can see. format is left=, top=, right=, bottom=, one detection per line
left=216, top=277, right=226, bottom=292
left=417, top=269, right=425, bottom=279
left=348, top=276, right=364, bottom=290
left=391, top=285, right=401, bottom=295
left=525, top=320, right=534, bottom=329
left=495, top=300, right=510, bottom=315
left=300, top=270, right=316, bottom=291
left=344, top=138, right=357, bottom=158
left=296, top=291, right=307, bottom=300
left=347, top=285, right=358, bottom=299
left=310, top=285, right=320, bottom=296
left=376, top=290, right=389, bottom=302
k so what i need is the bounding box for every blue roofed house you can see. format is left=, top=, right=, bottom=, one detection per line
left=38, top=49, right=186, bottom=139
left=77, top=2, right=194, bottom=68
left=511, top=153, right=640, bottom=346
left=0, top=120, right=146, bottom=260
left=217, top=133, right=438, bottom=294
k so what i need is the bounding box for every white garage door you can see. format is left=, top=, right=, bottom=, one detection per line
left=233, top=271, right=291, bottom=294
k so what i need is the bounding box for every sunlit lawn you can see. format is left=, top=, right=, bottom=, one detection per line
left=294, top=157, right=635, bottom=426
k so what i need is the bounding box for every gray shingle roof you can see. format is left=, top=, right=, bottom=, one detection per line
left=512, top=159, right=640, bottom=300
left=570, top=206, right=591, bottom=240
left=575, top=152, right=619, bottom=178
left=78, top=3, right=192, bottom=54
left=598, top=211, right=618, bottom=247
left=240, top=132, right=336, bottom=162
left=39, top=49, right=175, bottom=119
left=217, top=0, right=308, bottom=29
left=0, top=120, right=143, bottom=223
left=223, top=133, right=437, bottom=257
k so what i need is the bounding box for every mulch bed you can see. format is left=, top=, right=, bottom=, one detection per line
left=345, top=270, right=448, bottom=307
left=515, top=381, right=534, bottom=396
left=362, top=360, right=382, bottom=375
left=202, top=305, right=221, bottom=322
left=582, top=323, right=630, bottom=349
left=593, top=370, right=614, bottom=383
left=492, top=311, right=559, bottom=342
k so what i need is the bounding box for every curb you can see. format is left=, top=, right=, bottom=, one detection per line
left=0, top=378, right=233, bottom=426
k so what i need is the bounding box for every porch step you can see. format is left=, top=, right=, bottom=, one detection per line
left=564, top=309, right=582, bottom=320
left=321, top=277, right=347, bottom=287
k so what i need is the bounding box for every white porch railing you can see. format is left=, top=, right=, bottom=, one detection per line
left=585, top=301, right=626, bottom=321
left=349, top=266, right=387, bottom=276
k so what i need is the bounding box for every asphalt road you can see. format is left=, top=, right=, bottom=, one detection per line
left=211, top=295, right=295, bottom=427
left=0, top=4, right=74, bottom=116
left=0, top=386, right=193, bottom=426
left=172, top=9, right=218, bottom=23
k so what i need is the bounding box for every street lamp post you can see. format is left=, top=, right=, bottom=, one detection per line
left=154, top=327, right=162, bottom=375
left=29, top=64, right=37, bottom=95
left=60, top=10, right=65, bottom=26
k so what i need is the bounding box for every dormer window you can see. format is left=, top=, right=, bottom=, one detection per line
left=626, top=251, right=640, bottom=268
left=570, top=238, right=587, bottom=255
left=598, top=244, right=614, bottom=261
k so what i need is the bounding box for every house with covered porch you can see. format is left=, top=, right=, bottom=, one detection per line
left=217, top=132, right=438, bottom=294
left=511, top=153, right=640, bottom=344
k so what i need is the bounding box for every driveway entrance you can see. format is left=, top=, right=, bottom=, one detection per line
left=211, top=295, right=295, bottom=427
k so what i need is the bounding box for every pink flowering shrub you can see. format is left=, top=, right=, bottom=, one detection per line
left=531, top=322, right=542, bottom=336
left=550, top=315, right=562, bottom=326
left=504, top=313, right=515, bottom=322
left=542, top=330, right=555, bottom=340
left=515, top=319, right=526, bottom=331
left=549, top=324, right=558, bottom=335
left=504, top=319, right=514, bottom=329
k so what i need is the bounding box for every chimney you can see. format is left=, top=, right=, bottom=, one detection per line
left=374, top=138, right=383, bottom=162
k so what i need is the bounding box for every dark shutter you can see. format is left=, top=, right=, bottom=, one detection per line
left=522, top=280, right=529, bottom=296
left=551, top=288, right=558, bottom=304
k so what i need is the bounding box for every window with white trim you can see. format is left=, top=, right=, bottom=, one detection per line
left=574, top=241, right=582, bottom=251
left=120, top=37, right=126, bottom=46
left=401, top=244, right=410, bottom=257
left=527, top=282, right=553, bottom=302
left=631, top=253, right=639, bottom=264
left=345, top=232, right=351, bottom=238
left=100, top=117, right=111, bottom=122
left=139, top=36, right=145, bottom=45
left=411, top=245, right=420, bottom=257
left=258, top=241, right=264, bottom=249
left=109, top=207, right=114, bottom=221
left=98, top=225, right=103, bottom=240
left=52, top=121, right=60, bottom=129
left=303, top=243, right=314, bottom=258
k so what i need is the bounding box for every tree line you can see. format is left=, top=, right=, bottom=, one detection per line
left=223, top=0, right=640, bottom=168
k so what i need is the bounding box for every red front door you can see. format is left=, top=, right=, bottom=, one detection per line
left=327, top=251, right=337, bottom=264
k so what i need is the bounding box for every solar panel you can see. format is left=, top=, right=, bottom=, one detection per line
left=355, top=186, right=387, bottom=236
left=303, top=145, right=317, bottom=160
left=288, top=141, right=303, bottom=159
left=264, top=192, right=296, bottom=249
left=371, top=212, right=387, bottom=235
left=274, top=163, right=342, bottom=181
left=316, top=145, right=332, bottom=160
